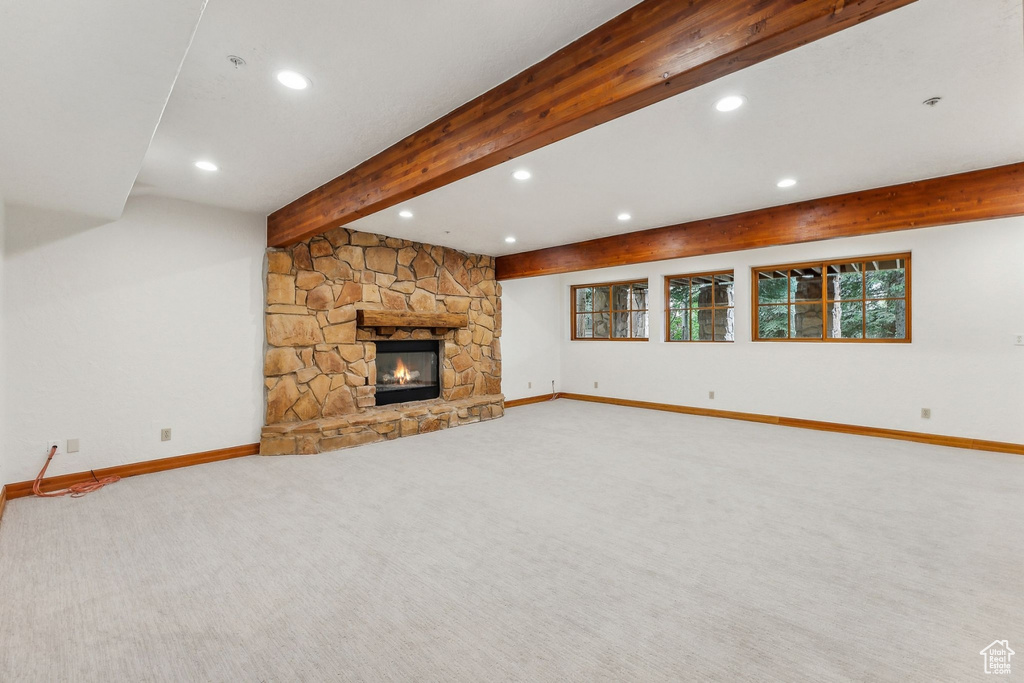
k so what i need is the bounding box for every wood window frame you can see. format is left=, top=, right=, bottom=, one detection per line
left=571, top=279, right=649, bottom=341
left=751, top=252, right=912, bottom=343
left=664, top=270, right=736, bottom=343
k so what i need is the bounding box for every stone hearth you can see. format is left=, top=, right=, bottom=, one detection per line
left=261, top=395, right=504, bottom=455
left=260, top=226, right=502, bottom=455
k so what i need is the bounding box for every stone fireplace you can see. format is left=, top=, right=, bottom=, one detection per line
left=259, top=226, right=503, bottom=456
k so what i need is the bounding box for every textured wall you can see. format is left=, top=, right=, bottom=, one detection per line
left=502, top=217, right=1024, bottom=444
left=263, top=227, right=501, bottom=426
left=499, top=274, right=563, bottom=401
left=1, top=197, right=266, bottom=483
left=0, top=199, right=6, bottom=485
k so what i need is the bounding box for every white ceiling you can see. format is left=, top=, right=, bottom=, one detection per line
left=348, top=0, right=1024, bottom=256
left=0, top=0, right=206, bottom=219
left=132, top=0, right=642, bottom=213
left=4, top=0, right=1022, bottom=256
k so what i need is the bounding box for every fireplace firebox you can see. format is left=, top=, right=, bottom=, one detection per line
left=374, top=340, right=441, bottom=406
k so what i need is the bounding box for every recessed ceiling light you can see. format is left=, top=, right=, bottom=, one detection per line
left=512, top=170, right=531, bottom=181
left=714, top=95, right=746, bottom=112
left=505, top=236, right=516, bottom=243
left=276, top=70, right=310, bottom=90
left=617, top=213, right=631, bottom=221
left=776, top=178, right=797, bottom=188
left=398, top=210, right=413, bottom=219
left=194, top=160, right=218, bottom=171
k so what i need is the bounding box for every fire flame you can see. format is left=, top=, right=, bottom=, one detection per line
left=394, top=358, right=409, bottom=385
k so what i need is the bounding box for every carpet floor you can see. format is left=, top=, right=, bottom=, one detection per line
left=0, top=399, right=1021, bottom=682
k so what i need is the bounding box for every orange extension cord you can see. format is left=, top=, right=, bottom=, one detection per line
left=33, top=446, right=120, bottom=498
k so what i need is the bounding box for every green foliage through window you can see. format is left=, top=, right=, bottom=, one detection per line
left=754, top=254, right=909, bottom=342
left=573, top=280, right=649, bottom=340
left=667, top=271, right=735, bottom=342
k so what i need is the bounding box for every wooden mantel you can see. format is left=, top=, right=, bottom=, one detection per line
left=267, top=0, right=917, bottom=247
left=357, top=310, right=468, bottom=330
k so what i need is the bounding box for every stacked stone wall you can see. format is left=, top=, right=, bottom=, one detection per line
left=260, top=226, right=502, bottom=454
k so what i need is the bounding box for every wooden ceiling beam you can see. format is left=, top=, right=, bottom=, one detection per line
left=268, top=0, right=917, bottom=247
left=494, top=162, right=1024, bottom=280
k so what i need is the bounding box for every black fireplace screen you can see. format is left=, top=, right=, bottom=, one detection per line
left=375, top=340, right=441, bottom=405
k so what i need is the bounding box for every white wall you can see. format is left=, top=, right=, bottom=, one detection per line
left=500, top=275, right=563, bottom=401
left=1, top=196, right=266, bottom=483
left=502, top=217, right=1024, bottom=443
left=0, top=199, right=7, bottom=486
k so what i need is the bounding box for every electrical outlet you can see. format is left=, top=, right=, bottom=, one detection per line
left=528, top=381, right=532, bottom=389
left=67, top=438, right=80, bottom=453
left=594, top=381, right=599, bottom=389
left=161, top=428, right=172, bottom=442
left=921, top=408, right=931, bottom=419
left=46, top=439, right=61, bottom=455
left=1015, top=334, right=1024, bottom=346
left=709, top=391, right=715, bottom=400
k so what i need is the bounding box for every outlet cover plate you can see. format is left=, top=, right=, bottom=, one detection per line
left=161, top=428, right=172, bottom=442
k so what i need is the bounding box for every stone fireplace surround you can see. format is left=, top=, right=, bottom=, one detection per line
left=259, top=226, right=503, bottom=456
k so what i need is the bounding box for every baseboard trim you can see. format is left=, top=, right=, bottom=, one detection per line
left=557, top=393, right=1024, bottom=456
left=0, top=486, right=7, bottom=526
left=504, top=393, right=560, bottom=408
left=5, top=443, right=261, bottom=500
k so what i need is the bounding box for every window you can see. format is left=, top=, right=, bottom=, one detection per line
left=572, top=280, right=649, bottom=340
left=666, top=271, right=735, bottom=342
left=753, top=253, right=910, bottom=342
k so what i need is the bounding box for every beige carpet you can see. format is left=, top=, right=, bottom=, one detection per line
left=0, top=399, right=1021, bottom=682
